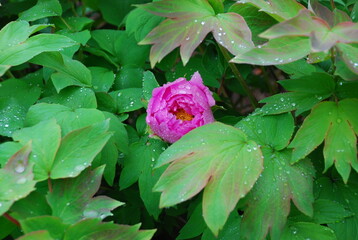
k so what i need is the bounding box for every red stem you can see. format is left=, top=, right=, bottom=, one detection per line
left=4, top=213, right=20, bottom=226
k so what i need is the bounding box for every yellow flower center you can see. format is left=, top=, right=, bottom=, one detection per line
left=174, top=109, right=194, bottom=121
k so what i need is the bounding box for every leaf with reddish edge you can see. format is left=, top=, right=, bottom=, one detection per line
left=336, top=43, right=358, bottom=75
left=309, top=0, right=334, bottom=26
left=138, top=0, right=254, bottom=67
left=47, top=166, right=123, bottom=225
left=231, top=36, right=311, bottom=66
left=241, top=149, right=314, bottom=240
left=154, top=122, right=263, bottom=235
left=236, top=0, right=305, bottom=21
left=289, top=99, right=358, bottom=183
left=16, top=231, right=53, bottom=240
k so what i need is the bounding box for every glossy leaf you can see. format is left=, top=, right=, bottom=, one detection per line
left=289, top=99, right=358, bottom=183
left=259, top=73, right=335, bottom=115
left=89, top=67, right=115, bottom=92
left=0, top=143, right=36, bottom=215
left=16, top=231, right=54, bottom=240
left=139, top=0, right=254, bottom=66
left=154, top=122, right=263, bottom=235
left=47, top=166, right=123, bottom=224
left=336, top=43, right=358, bottom=75
left=63, top=219, right=156, bottom=240
left=12, top=119, right=61, bottom=181
left=236, top=0, right=305, bottom=21
left=50, top=120, right=112, bottom=179
left=21, top=216, right=68, bottom=240
left=110, top=88, right=143, bottom=113
left=231, top=37, right=311, bottom=66
left=281, top=222, right=337, bottom=240
left=11, top=191, right=51, bottom=220
left=31, top=52, right=91, bottom=93
left=19, top=0, right=62, bottom=21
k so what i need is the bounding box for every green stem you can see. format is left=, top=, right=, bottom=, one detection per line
left=218, top=44, right=258, bottom=108
left=329, top=47, right=336, bottom=74
left=60, top=16, right=72, bottom=31
left=6, top=70, right=15, bottom=79
left=330, top=0, right=336, bottom=10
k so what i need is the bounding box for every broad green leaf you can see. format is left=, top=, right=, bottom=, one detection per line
left=289, top=99, right=358, bottom=183
left=202, top=211, right=241, bottom=240
left=119, top=137, right=166, bottom=219
left=241, top=149, right=314, bottom=240
left=142, top=71, right=159, bottom=102
left=177, top=202, right=207, bottom=239
left=336, top=43, right=358, bottom=75
left=154, top=122, right=263, bottom=235
left=21, top=216, right=68, bottom=240
left=64, top=219, right=155, bottom=240
left=231, top=37, right=311, bottom=66
left=47, top=167, right=123, bottom=224
left=336, top=80, right=358, bottom=99
left=0, top=142, right=22, bottom=167
left=56, top=30, right=91, bottom=57
left=281, top=222, right=337, bottom=240
left=53, top=17, right=93, bottom=32
left=312, top=199, right=353, bottom=224
left=236, top=0, right=305, bottom=21
left=0, top=21, right=32, bottom=50
left=50, top=120, right=112, bottom=179
left=10, top=191, right=51, bottom=220
left=139, top=0, right=254, bottom=66
left=0, top=34, right=76, bottom=66
left=16, top=231, right=54, bottom=240
left=89, top=67, right=114, bottom=92
left=25, top=103, right=106, bottom=136
left=229, top=3, right=278, bottom=45
left=92, top=139, right=117, bottom=186
left=0, top=216, right=17, bottom=239
left=31, top=52, right=91, bottom=92
left=316, top=176, right=358, bottom=240
left=114, top=66, right=143, bottom=90
left=235, top=113, right=294, bottom=151
left=0, top=143, right=36, bottom=215
left=275, top=59, right=321, bottom=78
left=13, top=119, right=61, bottom=181
left=96, top=92, right=117, bottom=113
left=109, top=88, right=143, bottom=113
left=0, top=65, right=10, bottom=77
left=102, top=111, right=129, bottom=154
left=39, top=87, right=97, bottom=109
left=259, top=73, right=335, bottom=115
left=335, top=56, right=358, bottom=81
left=0, top=78, right=41, bottom=137
left=126, top=7, right=164, bottom=42
left=18, top=0, right=62, bottom=21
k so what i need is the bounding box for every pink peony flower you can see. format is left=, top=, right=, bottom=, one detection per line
left=146, top=72, right=215, bottom=143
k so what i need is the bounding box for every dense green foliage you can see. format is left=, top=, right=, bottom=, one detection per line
left=0, top=0, right=357, bottom=239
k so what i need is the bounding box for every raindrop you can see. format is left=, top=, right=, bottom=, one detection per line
left=83, top=209, right=98, bottom=218
left=17, top=177, right=27, bottom=184
left=201, top=21, right=205, bottom=25
left=75, top=165, right=85, bottom=171
left=336, top=118, right=342, bottom=123
left=291, top=103, right=296, bottom=107
left=15, top=164, right=25, bottom=173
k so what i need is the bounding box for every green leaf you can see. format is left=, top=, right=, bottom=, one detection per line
left=336, top=43, right=358, bottom=75
left=47, top=167, right=123, bottom=224
left=64, top=219, right=155, bottom=240
left=109, top=88, right=143, bottom=113
left=114, top=66, right=143, bottom=90
left=0, top=21, right=32, bottom=50
left=0, top=78, right=41, bottom=137
left=281, top=222, right=337, bottom=240
left=237, top=0, right=305, bottom=21
left=50, top=120, right=112, bottom=179
left=235, top=113, right=294, bottom=151
left=102, top=111, right=128, bottom=154
left=0, top=142, right=22, bottom=167
left=25, top=103, right=106, bottom=136
left=18, top=0, right=62, bottom=21
left=0, top=65, right=10, bottom=77
left=0, top=143, right=36, bottom=215
left=177, top=202, right=206, bottom=239
left=119, top=138, right=166, bottom=219
left=31, top=52, right=91, bottom=93
left=89, top=67, right=114, bottom=92
left=13, top=119, right=61, bottom=181
left=0, top=216, right=17, bottom=239
left=241, top=149, right=315, bottom=240
left=53, top=17, right=93, bottom=32
left=231, top=37, right=311, bottom=66
left=20, top=216, right=68, bottom=240
left=39, top=87, right=97, bottom=109
left=10, top=191, right=51, bottom=220
left=126, top=7, right=164, bottom=42
left=139, top=0, right=254, bottom=66
left=142, top=71, right=159, bottom=102
left=259, top=73, right=335, bottom=115
left=312, top=199, right=353, bottom=224
left=289, top=99, right=358, bottom=183
left=16, top=231, right=54, bottom=240
left=56, top=30, right=91, bottom=57
left=276, top=59, right=321, bottom=78
left=202, top=211, right=241, bottom=240
left=92, top=139, right=117, bottom=186
left=0, top=34, right=76, bottom=66
left=154, top=122, right=263, bottom=235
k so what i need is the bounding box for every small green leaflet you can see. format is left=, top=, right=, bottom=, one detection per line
left=0, top=143, right=36, bottom=215
left=47, top=166, right=123, bottom=224
left=138, top=0, right=254, bottom=67
left=20, top=216, right=68, bottom=240
left=281, top=222, right=337, bottom=240
left=236, top=113, right=315, bottom=240
left=154, top=122, right=263, bottom=235
left=259, top=72, right=335, bottom=116
left=336, top=43, right=358, bottom=75
left=289, top=99, right=358, bottom=183
left=18, top=0, right=62, bottom=22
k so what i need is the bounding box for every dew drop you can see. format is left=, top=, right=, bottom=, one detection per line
left=16, top=177, right=27, bottom=184
left=15, top=164, right=25, bottom=173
